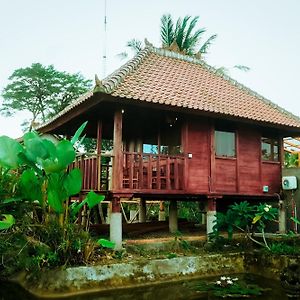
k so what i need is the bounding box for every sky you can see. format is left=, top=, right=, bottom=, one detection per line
left=1, top=0, right=300, bottom=138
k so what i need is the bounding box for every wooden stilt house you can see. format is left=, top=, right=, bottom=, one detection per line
left=37, top=42, right=300, bottom=247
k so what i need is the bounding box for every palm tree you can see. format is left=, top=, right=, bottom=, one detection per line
left=117, top=39, right=143, bottom=60
left=160, top=14, right=217, bottom=57
left=117, top=14, right=250, bottom=74
left=118, top=14, right=217, bottom=59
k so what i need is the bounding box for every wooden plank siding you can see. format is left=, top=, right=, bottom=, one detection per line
left=184, top=119, right=281, bottom=196
left=238, top=126, right=261, bottom=194
left=70, top=116, right=281, bottom=198
left=215, top=158, right=237, bottom=193
left=185, top=119, right=210, bottom=192
left=261, top=162, right=281, bottom=194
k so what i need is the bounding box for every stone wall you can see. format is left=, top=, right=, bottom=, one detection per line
left=22, top=253, right=244, bottom=298
left=17, top=252, right=300, bottom=298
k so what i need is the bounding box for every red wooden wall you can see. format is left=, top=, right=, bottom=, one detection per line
left=184, top=119, right=210, bottom=192
left=184, top=119, right=281, bottom=196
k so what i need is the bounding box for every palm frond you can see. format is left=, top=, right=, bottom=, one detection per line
left=198, top=34, right=217, bottom=54
left=185, top=27, right=206, bottom=55
left=233, top=65, right=251, bottom=72
left=126, top=39, right=143, bottom=54
left=160, top=14, right=174, bottom=47
left=175, top=16, right=191, bottom=51
left=116, top=52, right=129, bottom=60
left=215, top=66, right=229, bottom=75
left=182, top=16, right=201, bottom=51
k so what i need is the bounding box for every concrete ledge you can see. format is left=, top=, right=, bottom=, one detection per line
left=15, top=251, right=300, bottom=298
left=21, top=253, right=244, bottom=298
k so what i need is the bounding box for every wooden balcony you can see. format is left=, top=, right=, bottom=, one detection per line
left=70, top=152, right=186, bottom=193
left=69, top=153, right=113, bottom=192
left=122, top=152, right=186, bottom=191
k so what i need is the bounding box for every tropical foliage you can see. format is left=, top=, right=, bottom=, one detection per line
left=0, top=123, right=116, bottom=276
left=119, top=13, right=249, bottom=75
left=211, top=201, right=278, bottom=250
left=160, top=14, right=217, bottom=56
left=1, top=63, right=92, bottom=130
left=119, top=14, right=216, bottom=59
left=284, top=152, right=298, bottom=168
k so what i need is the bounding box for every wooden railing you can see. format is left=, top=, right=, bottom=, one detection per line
left=122, top=152, right=186, bottom=190
left=69, top=153, right=113, bottom=191
left=70, top=152, right=186, bottom=192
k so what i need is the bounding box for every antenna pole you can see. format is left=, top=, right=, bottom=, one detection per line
left=102, top=0, right=107, bottom=78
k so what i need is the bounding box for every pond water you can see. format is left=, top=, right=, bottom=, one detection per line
left=0, top=274, right=288, bottom=300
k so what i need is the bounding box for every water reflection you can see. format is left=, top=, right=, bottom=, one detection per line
left=0, top=274, right=288, bottom=300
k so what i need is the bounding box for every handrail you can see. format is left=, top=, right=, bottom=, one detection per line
left=122, top=152, right=186, bottom=190
left=71, top=151, right=186, bottom=192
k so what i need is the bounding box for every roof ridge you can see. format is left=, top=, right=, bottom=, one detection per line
left=99, top=47, right=151, bottom=93
left=149, top=46, right=300, bottom=123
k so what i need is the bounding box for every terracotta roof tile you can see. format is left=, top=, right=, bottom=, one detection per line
left=107, top=47, right=300, bottom=128
left=38, top=44, right=300, bottom=131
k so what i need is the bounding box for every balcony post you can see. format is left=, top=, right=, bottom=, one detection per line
left=112, top=110, right=123, bottom=190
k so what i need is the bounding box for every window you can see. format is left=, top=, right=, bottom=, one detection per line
left=261, top=137, right=279, bottom=161
left=215, top=130, right=236, bottom=157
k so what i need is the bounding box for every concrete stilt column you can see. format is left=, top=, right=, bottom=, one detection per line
left=106, top=203, right=111, bottom=224
left=198, top=202, right=206, bottom=225
left=279, top=200, right=286, bottom=234
left=109, top=197, right=122, bottom=250
left=159, top=201, right=166, bottom=221
left=169, top=201, right=178, bottom=233
left=139, top=198, right=146, bottom=223
left=206, top=198, right=217, bottom=236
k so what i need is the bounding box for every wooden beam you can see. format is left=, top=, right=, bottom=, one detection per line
left=112, top=110, right=123, bottom=190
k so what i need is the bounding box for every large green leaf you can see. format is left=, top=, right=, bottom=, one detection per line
left=97, top=238, right=115, bottom=249
left=47, top=173, right=66, bottom=213
left=71, top=121, right=88, bottom=145
left=42, top=140, right=75, bottom=174
left=23, top=131, right=38, bottom=143
left=23, top=132, right=49, bottom=162
left=48, top=189, right=64, bottom=214
left=70, top=201, right=84, bottom=217
left=42, top=158, right=62, bottom=174
left=84, top=191, right=105, bottom=209
left=41, top=139, right=57, bottom=158
left=18, top=152, right=43, bottom=175
left=56, top=140, right=76, bottom=168
left=20, top=169, right=43, bottom=204
left=63, top=169, right=82, bottom=196
left=0, top=136, right=23, bottom=168
left=70, top=191, right=105, bottom=217
left=0, top=214, right=15, bottom=230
